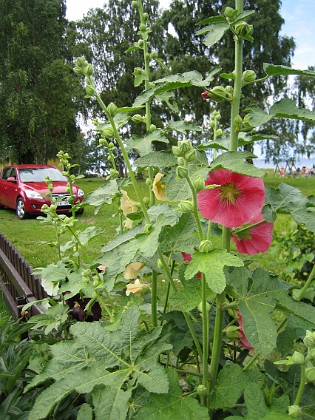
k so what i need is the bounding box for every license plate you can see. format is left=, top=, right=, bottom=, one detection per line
left=58, top=200, right=69, bottom=206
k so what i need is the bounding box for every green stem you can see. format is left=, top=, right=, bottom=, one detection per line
left=230, top=0, right=244, bottom=152
left=297, top=263, right=315, bottom=301
left=151, top=270, right=158, bottom=327
left=94, top=91, right=151, bottom=225
left=184, top=172, right=204, bottom=240
left=184, top=312, right=203, bottom=362
left=201, top=275, right=209, bottom=398
left=157, top=248, right=177, bottom=292
left=294, top=364, right=306, bottom=406
left=208, top=292, right=225, bottom=394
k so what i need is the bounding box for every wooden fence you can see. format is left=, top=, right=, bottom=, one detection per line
left=0, top=233, right=47, bottom=318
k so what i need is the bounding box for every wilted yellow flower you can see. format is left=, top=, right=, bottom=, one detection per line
left=123, top=217, right=133, bottom=230
left=120, top=190, right=138, bottom=216
left=126, top=278, right=150, bottom=296
left=124, top=262, right=144, bottom=279
left=152, top=172, right=168, bottom=201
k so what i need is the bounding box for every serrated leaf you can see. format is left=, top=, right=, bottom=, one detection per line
left=197, top=23, right=229, bottom=47
left=210, top=364, right=248, bottom=409
left=245, top=105, right=272, bottom=128
left=135, top=151, right=177, bottom=168
left=210, top=151, right=264, bottom=177
left=166, top=167, right=209, bottom=201
left=263, top=63, right=315, bottom=77
left=159, top=213, right=199, bottom=254
left=117, top=106, right=144, bottom=113
left=37, top=261, right=69, bottom=295
left=235, top=269, right=287, bottom=355
left=29, top=307, right=170, bottom=419
left=198, top=16, right=227, bottom=26
left=198, top=138, right=230, bottom=151
left=169, top=279, right=214, bottom=312
left=134, top=368, right=209, bottom=419
left=165, top=120, right=202, bottom=133
left=92, top=385, right=132, bottom=420
left=85, top=179, right=119, bottom=214
left=270, top=98, right=315, bottom=122
left=185, top=250, right=243, bottom=294
left=265, top=183, right=315, bottom=232
left=126, top=130, right=169, bottom=157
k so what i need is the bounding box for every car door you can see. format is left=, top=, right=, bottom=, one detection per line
left=0, top=167, right=18, bottom=208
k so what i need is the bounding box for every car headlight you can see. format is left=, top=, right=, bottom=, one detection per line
left=25, top=190, right=43, bottom=199
left=77, top=189, right=84, bottom=197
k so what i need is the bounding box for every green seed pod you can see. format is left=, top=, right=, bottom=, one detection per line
left=193, top=176, right=205, bottom=192
left=176, top=166, right=188, bottom=179
left=196, top=385, right=208, bottom=396
left=291, top=351, right=305, bottom=365
left=199, top=240, right=214, bottom=253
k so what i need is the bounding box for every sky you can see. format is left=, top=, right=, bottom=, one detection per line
left=66, top=0, right=315, bottom=70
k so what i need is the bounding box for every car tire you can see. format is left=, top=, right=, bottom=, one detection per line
left=16, top=197, right=28, bottom=220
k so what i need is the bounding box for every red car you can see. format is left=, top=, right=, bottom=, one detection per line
left=0, top=164, right=84, bottom=219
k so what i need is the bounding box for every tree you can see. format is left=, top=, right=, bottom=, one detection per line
left=0, top=0, right=84, bottom=163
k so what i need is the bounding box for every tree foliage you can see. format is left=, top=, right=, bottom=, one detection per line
left=0, top=0, right=84, bottom=163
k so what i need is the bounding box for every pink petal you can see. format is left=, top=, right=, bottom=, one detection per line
left=197, top=169, right=265, bottom=228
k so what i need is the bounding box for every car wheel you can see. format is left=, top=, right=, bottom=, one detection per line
left=16, top=197, right=27, bottom=219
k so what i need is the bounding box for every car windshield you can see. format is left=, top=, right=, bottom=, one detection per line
left=19, top=168, right=67, bottom=183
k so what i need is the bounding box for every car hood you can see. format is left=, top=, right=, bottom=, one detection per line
left=22, top=181, right=77, bottom=195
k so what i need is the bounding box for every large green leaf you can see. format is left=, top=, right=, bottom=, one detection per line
left=169, top=279, right=214, bottom=312
left=196, top=22, right=229, bottom=47
left=92, top=386, right=131, bottom=420
left=28, top=306, right=171, bottom=419
left=210, top=151, right=264, bottom=177
left=263, top=63, right=315, bottom=77
left=230, top=268, right=288, bottom=355
left=265, top=183, right=315, bottom=232
left=159, top=213, right=199, bottom=254
left=166, top=166, right=209, bottom=201
left=135, top=151, right=177, bottom=168
left=134, top=368, right=209, bottom=419
left=85, top=179, right=119, bottom=214
left=165, top=120, right=202, bottom=133
left=185, top=250, right=243, bottom=294
left=126, top=130, right=169, bottom=157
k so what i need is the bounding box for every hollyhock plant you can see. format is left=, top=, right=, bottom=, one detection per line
left=231, top=214, right=274, bottom=255
left=152, top=172, right=168, bottom=201
left=197, top=169, right=265, bottom=228
left=236, top=310, right=254, bottom=351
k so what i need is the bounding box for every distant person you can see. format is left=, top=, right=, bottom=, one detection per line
left=279, top=167, right=285, bottom=178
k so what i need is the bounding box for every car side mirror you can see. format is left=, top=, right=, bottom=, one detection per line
left=7, top=176, right=16, bottom=183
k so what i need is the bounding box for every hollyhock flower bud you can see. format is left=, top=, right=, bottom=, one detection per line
left=305, top=367, right=315, bottom=383
left=234, top=21, right=253, bottom=38
left=148, top=124, right=156, bottom=132
left=178, top=200, right=194, bottom=212
left=242, top=70, right=257, bottom=84
left=85, top=85, right=95, bottom=97
left=178, top=140, right=193, bottom=154
left=226, top=325, right=242, bottom=339
left=304, top=330, right=315, bottom=348
left=193, top=176, right=205, bottom=192
left=131, top=0, right=139, bottom=8
left=201, top=91, right=209, bottom=99
left=184, top=149, right=197, bottom=162
left=198, top=169, right=265, bottom=228
left=99, top=138, right=108, bottom=146
left=199, top=240, right=214, bottom=253
left=139, top=23, right=147, bottom=32
left=291, top=351, right=305, bottom=365
left=107, top=102, right=118, bottom=117
left=288, top=405, right=302, bottom=418
left=198, top=301, right=211, bottom=313
left=138, top=39, right=144, bottom=48
left=208, top=86, right=228, bottom=102
left=176, top=166, right=188, bottom=179
left=172, top=145, right=182, bottom=157
left=236, top=310, right=254, bottom=350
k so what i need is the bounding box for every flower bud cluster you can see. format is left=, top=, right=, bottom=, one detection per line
left=234, top=21, right=253, bottom=39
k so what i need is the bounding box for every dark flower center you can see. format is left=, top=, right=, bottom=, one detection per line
left=220, top=183, right=240, bottom=204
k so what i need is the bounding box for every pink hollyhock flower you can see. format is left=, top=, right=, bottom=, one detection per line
left=236, top=310, right=254, bottom=351
left=201, top=91, right=209, bottom=99
left=231, top=214, right=274, bottom=255
left=197, top=169, right=265, bottom=228
left=181, top=252, right=202, bottom=278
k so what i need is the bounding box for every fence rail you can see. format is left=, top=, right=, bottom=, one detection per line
left=0, top=233, right=47, bottom=318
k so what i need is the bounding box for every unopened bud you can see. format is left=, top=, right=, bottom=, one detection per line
left=178, top=140, right=192, bottom=154
left=177, top=157, right=185, bottom=166
left=132, top=1, right=139, bottom=8
left=226, top=325, right=242, bottom=339
left=242, top=70, right=257, bottom=84
left=184, top=149, right=197, bottom=162
left=172, top=145, right=182, bottom=157
left=103, top=127, right=114, bottom=139
left=193, top=176, right=205, bottom=192
left=85, top=85, right=95, bottom=97
left=288, top=405, right=302, bottom=418
left=197, top=301, right=211, bottom=313
left=139, top=23, right=147, bottom=32
left=148, top=124, right=156, bottom=132
left=201, top=91, right=209, bottom=99
left=85, top=63, right=94, bottom=77
left=305, top=367, right=315, bottom=383
left=208, top=86, right=229, bottom=102
left=234, top=21, right=253, bottom=38
left=99, top=138, right=108, bottom=146
left=178, top=200, right=194, bottom=212
left=199, top=240, right=214, bottom=253
left=107, top=102, right=118, bottom=117
left=143, top=196, right=150, bottom=205
left=292, top=351, right=305, bottom=365
left=138, top=39, right=144, bottom=48
left=176, top=166, right=188, bottom=179
left=196, top=385, right=207, bottom=396
left=234, top=115, right=243, bottom=132
left=304, top=330, right=315, bottom=348
left=109, top=169, right=119, bottom=178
